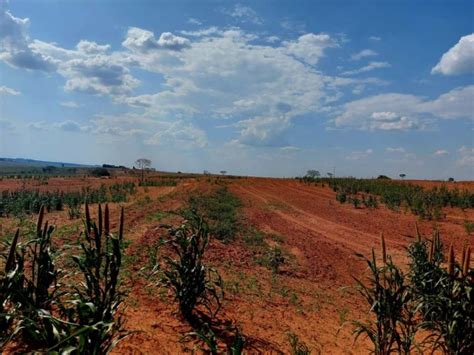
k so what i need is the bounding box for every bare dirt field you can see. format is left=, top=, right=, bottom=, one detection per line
left=1, top=176, right=473, bottom=354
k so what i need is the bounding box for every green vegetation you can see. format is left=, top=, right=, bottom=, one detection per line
left=354, top=232, right=473, bottom=354
left=161, top=211, right=224, bottom=323
left=0, top=182, right=136, bottom=217
left=0, top=204, right=128, bottom=353
left=299, top=176, right=474, bottom=219
left=139, top=179, right=178, bottom=187
left=287, top=332, right=310, bottom=355
left=188, top=187, right=241, bottom=242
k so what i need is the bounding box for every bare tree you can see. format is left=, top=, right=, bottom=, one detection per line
left=135, top=158, right=152, bottom=183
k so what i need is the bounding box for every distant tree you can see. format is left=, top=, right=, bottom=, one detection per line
left=42, top=166, right=57, bottom=173
left=220, top=170, right=227, bottom=175
left=135, top=158, right=152, bottom=183
left=203, top=170, right=211, bottom=175
left=90, top=167, right=110, bottom=177
left=327, top=172, right=333, bottom=178
left=399, top=173, right=406, bottom=179
left=448, top=177, right=455, bottom=182
left=306, top=170, right=320, bottom=178
left=377, top=175, right=391, bottom=180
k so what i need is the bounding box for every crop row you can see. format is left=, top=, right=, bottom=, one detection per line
left=0, top=181, right=136, bottom=217
left=299, top=176, right=474, bottom=219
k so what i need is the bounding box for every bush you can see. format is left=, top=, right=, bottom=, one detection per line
left=336, top=191, right=347, bottom=204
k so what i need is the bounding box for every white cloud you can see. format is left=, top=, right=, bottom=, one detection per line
left=386, top=147, right=406, bottom=153
left=188, top=18, right=202, bottom=25
left=335, top=85, right=474, bottom=130
left=280, top=146, right=300, bottom=152
left=55, top=120, right=85, bottom=132
left=60, top=101, right=80, bottom=108
left=457, top=146, right=474, bottom=167
left=118, top=28, right=365, bottom=146
left=145, top=121, right=208, bottom=148
left=76, top=40, right=110, bottom=54
left=236, top=116, right=291, bottom=147
left=122, top=27, right=190, bottom=53
left=0, top=85, right=20, bottom=95
left=350, top=49, right=378, bottom=61
left=369, top=36, right=381, bottom=41
left=0, top=3, right=56, bottom=71
left=418, top=85, right=474, bottom=120
left=342, top=61, right=390, bottom=75
left=266, top=36, right=280, bottom=43
left=433, top=149, right=449, bottom=156
left=432, top=34, right=474, bottom=75
left=223, top=4, right=263, bottom=25
left=347, top=148, right=373, bottom=160
left=283, top=33, right=338, bottom=65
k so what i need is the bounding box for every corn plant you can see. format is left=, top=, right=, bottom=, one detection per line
left=0, top=206, right=64, bottom=349
left=161, top=210, right=224, bottom=323
left=353, top=245, right=419, bottom=354
left=287, top=332, right=310, bottom=355
left=0, top=229, right=23, bottom=347
left=60, top=203, right=128, bottom=354
left=408, top=233, right=473, bottom=354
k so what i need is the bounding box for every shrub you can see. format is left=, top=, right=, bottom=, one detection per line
left=336, top=191, right=347, bottom=204
left=268, top=247, right=285, bottom=274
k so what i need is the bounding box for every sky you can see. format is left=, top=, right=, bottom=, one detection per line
left=0, top=0, right=473, bottom=179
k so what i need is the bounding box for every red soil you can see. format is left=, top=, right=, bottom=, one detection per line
left=1, top=176, right=472, bottom=354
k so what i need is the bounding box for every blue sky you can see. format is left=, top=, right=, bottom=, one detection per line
left=0, top=0, right=473, bottom=179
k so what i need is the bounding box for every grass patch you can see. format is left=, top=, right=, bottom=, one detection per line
left=187, top=187, right=241, bottom=242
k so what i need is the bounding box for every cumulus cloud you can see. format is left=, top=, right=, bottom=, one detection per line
left=60, top=101, right=80, bottom=108
left=283, top=33, right=337, bottom=65
left=122, top=27, right=190, bottom=52
left=76, top=40, right=110, bottom=54
left=386, top=147, right=406, bottom=153
left=0, top=3, right=55, bottom=71
left=0, top=85, right=20, bottom=95
left=118, top=28, right=367, bottom=146
left=418, top=85, right=474, bottom=120
left=188, top=18, right=202, bottom=25
left=432, top=34, right=474, bottom=75
left=223, top=4, right=263, bottom=25
left=342, top=61, right=390, bottom=75
left=457, top=146, right=474, bottom=167
left=433, top=149, right=448, bottom=156
left=236, top=116, right=291, bottom=147
left=335, top=85, right=474, bottom=130
left=350, top=49, right=378, bottom=61
left=145, top=121, right=208, bottom=148
left=369, top=36, right=381, bottom=41
left=347, top=148, right=373, bottom=160
left=55, top=120, right=86, bottom=132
